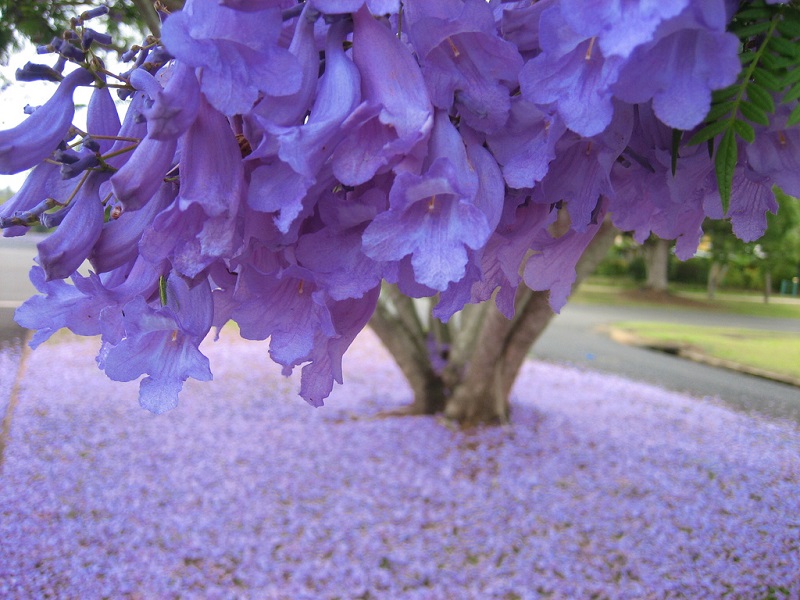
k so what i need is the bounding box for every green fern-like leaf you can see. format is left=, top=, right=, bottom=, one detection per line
left=684, top=1, right=800, bottom=212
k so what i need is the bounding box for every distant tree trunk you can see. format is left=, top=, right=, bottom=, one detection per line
left=369, top=219, right=618, bottom=425
left=764, top=271, right=772, bottom=304
left=644, top=236, right=670, bottom=293
left=707, top=262, right=729, bottom=300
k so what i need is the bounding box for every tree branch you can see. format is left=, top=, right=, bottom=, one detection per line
left=441, top=300, right=488, bottom=389
left=368, top=295, right=438, bottom=410
left=382, top=282, right=426, bottom=343
left=500, top=217, right=619, bottom=392
left=131, top=0, right=162, bottom=37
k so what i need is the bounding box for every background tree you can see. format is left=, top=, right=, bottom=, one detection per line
left=642, top=235, right=671, bottom=294
left=0, top=0, right=184, bottom=63
left=701, top=190, right=800, bottom=300
left=704, top=218, right=740, bottom=299
left=755, top=188, right=800, bottom=301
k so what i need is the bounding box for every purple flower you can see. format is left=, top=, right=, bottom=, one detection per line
left=229, top=264, right=336, bottom=372
left=178, top=97, right=244, bottom=219
left=458, top=196, right=556, bottom=319
left=519, top=6, right=623, bottom=137
left=297, top=286, right=380, bottom=406
left=138, top=201, right=238, bottom=279
left=727, top=169, right=779, bottom=243
left=99, top=274, right=213, bottom=414
left=560, top=0, right=689, bottom=59
left=91, top=183, right=174, bottom=274
left=331, top=7, right=433, bottom=186
left=612, top=14, right=740, bottom=130
left=499, top=0, right=555, bottom=55
left=109, top=135, right=178, bottom=213
left=0, top=68, right=94, bottom=174
left=86, top=85, right=122, bottom=154
left=129, top=62, right=201, bottom=141
left=405, top=0, right=524, bottom=133
left=247, top=19, right=361, bottom=232
left=219, top=0, right=287, bottom=10
left=745, top=107, right=800, bottom=198
left=161, top=0, right=301, bottom=116
left=296, top=226, right=383, bottom=301
left=15, top=266, right=103, bottom=347
left=15, top=257, right=161, bottom=348
left=607, top=101, right=723, bottom=259
left=310, top=0, right=400, bottom=15
left=246, top=5, right=320, bottom=131
left=362, top=112, right=493, bottom=291
left=37, top=174, right=105, bottom=280
left=538, top=102, right=633, bottom=231
left=524, top=201, right=609, bottom=312
left=0, top=162, right=74, bottom=237
left=486, top=98, right=566, bottom=189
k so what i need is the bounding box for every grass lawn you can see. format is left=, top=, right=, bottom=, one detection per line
left=612, top=321, right=800, bottom=381
left=573, top=277, right=800, bottom=320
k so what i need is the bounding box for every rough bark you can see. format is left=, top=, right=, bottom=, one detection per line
left=368, top=285, right=447, bottom=414
left=443, top=218, right=618, bottom=425
left=369, top=218, right=619, bottom=425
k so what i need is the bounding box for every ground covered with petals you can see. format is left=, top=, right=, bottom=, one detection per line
left=0, top=330, right=798, bottom=599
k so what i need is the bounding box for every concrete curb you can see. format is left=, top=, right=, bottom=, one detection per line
left=603, top=326, right=800, bottom=389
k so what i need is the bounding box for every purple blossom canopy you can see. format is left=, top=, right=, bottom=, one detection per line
left=2, top=0, right=798, bottom=412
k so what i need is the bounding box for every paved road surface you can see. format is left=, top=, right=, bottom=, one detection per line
left=0, top=235, right=37, bottom=346
left=534, top=302, right=800, bottom=423
left=1, top=235, right=798, bottom=422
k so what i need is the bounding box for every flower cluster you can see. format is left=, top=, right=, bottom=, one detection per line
left=0, top=0, right=798, bottom=411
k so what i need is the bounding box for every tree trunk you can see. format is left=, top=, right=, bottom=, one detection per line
left=442, top=288, right=554, bottom=425
left=707, top=262, right=728, bottom=300
left=764, top=271, right=772, bottom=304
left=369, top=219, right=618, bottom=425
left=644, top=236, right=670, bottom=292
left=367, top=284, right=447, bottom=415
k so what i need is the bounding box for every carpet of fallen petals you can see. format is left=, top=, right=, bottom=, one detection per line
left=0, top=329, right=798, bottom=599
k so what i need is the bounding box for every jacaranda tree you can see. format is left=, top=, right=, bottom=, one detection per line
left=1, top=0, right=799, bottom=424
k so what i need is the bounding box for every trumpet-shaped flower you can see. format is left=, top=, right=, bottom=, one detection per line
left=37, top=174, right=105, bottom=280
left=560, top=0, right=689, bottom=58
left=332, top=7, right=433, bottom=185
left=99, top=274, right=213, bottom=414
left=161, top=0, right=301, bottom=116
left=519, top=6, right=623, bottom=137
left=0, top=68, right=94, bottom=174
left=248, top=19, right=361, bottom=231
left=362, top=112, right=492, bottom=291
left=405, top=0, right=523, bottom=133
left=612, top=21, right=740, bottom=130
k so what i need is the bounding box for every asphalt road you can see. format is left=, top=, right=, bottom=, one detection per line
left=534, top=302, right=800, bottom=423
left=1, top=235, right=798, bottom=423
left=0, top=235, right=37, bottom=347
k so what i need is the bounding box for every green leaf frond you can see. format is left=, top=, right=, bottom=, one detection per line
left=686, top=1, right=800, bottom=212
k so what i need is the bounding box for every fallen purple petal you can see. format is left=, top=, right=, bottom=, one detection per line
left=0, top=330, right=797, bottom=598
